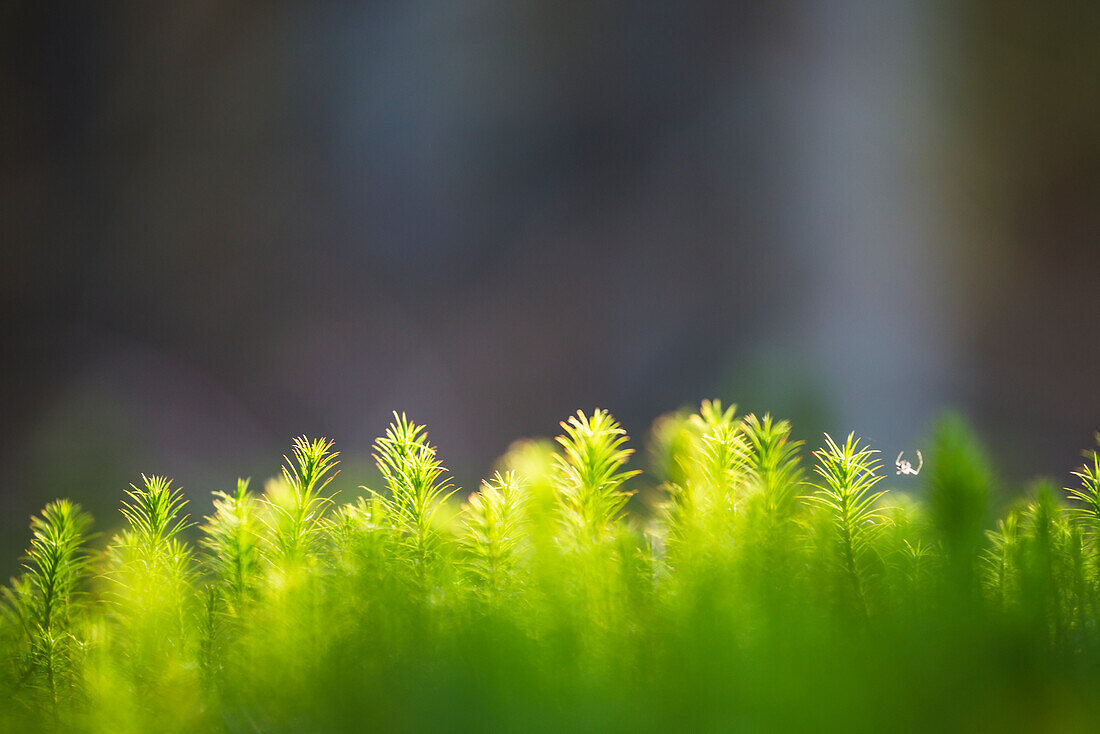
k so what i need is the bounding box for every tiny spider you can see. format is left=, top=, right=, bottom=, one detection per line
left=896, top=450, right=922, bottom=476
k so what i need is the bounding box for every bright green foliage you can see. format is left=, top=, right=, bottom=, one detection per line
left=1067, top=439, right=1100, bottom=530
left=459, top=471, right=528, bottom=593
left=2, top=500, right=92, bottom=713
left=741, top=413, right=803, bottom=515
left=117, top=475, right=192, bottom=558
left=1066, top=440, right=1100, bottom=613
left=555, top=409, right=641, bottom=546
left=201, top=478, right=261, bottom=614
left=100, top=474, right=198, bottom=723
left=660, top=401, right=750, bottom=569
left=16, top=501, right=92, bottom=633
left=808, top=432, right=889, bottom=610
left=325, top=492, right=394, bottom=568
left=691, top=400, right=749, bottom=505
left=4, top=408, right=1100, bottom=733
left=983, top=510, right=1022, bottom=608
left=106, top=475, right=195, bottom=603
left=262, top=437, right=339, bottom=566
left=369, top=413, right=455, bottom=585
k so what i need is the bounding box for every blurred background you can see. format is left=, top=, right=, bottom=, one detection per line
left=1, top=1, right=1098, bottom=568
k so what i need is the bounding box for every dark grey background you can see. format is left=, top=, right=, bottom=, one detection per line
left=2, top=1, right=1098, bottom=570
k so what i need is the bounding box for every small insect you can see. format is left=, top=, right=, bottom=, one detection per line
left=896, top=451, right=923, bottom=476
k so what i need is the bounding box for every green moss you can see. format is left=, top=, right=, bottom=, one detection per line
left=2, top=405, right=1099, bottom=733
